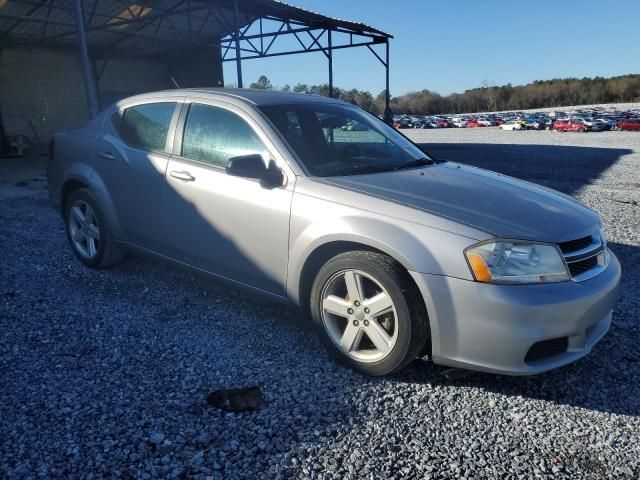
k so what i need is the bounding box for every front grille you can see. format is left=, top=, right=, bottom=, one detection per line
left=567, top=255, right=599, bottom=277
left=557, top=233, right=604, bottom=281
left=558, top=235, right=592, bottom=254
left=525, top=337, right=568, bottom=363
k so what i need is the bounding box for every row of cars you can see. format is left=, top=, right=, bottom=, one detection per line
left=392, top=107, right=640, bottom=132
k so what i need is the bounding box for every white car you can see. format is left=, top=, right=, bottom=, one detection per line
left=478, top=118, right=493, bottom=127
left=499, top=121, right=524, bottom=131
left=451, top=118, right=467, bottom=128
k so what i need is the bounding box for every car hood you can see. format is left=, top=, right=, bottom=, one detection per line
left=319, top=162, right=599, bottom=242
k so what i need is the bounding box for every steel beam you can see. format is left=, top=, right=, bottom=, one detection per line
left=384, top=39, right=392, bottom=125
left=328, top=28, right=333, bottom=98
left=233, top=0, right=242, bottom=87
left=72, top=0, right=100, bottom=118
left=222, top=39, right=379, bottom=62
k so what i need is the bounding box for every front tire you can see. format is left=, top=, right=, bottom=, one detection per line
left=64, top=189, right=125, bottom=268
left=310, top=251, right=429, bottom=376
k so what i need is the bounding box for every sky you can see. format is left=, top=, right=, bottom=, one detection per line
left=222, top=0, right=640, bottom=97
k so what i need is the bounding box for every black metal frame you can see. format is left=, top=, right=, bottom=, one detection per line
left=0, top=0, right=392, bottom=119
left=219, top=4, right=390, bottom=116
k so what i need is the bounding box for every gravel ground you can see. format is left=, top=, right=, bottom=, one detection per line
left=1, top=129, right=639, bottom=479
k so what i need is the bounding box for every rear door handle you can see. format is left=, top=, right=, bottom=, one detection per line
left=170, top=170, right=195, bottom=182
left=98, top=151, right=115, bottom=161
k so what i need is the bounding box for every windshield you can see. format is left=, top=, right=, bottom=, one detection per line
left=259, top=103, right=434, bottom=177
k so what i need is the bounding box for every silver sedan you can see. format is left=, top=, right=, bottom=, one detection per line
left=47, top=89, right=621, bottom=376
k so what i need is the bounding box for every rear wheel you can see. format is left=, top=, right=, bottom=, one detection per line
left=310, top=251, right=429, bottom=376
left=64, top=189, right=125, bottom=268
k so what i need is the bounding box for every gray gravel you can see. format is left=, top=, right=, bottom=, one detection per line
left=1, top=128, right=639, bottom=479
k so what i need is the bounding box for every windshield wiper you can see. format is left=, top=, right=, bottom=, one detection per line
left=392, top=158, right=435, bottom=171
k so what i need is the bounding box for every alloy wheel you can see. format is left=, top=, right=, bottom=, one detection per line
left=68, top=200, right=100, bottom=259
left=320, top=269, right=398, bottom=363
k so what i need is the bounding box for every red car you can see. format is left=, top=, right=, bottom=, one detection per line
left=494, top=118, right=505, bottom=126
left=467, top=119, right=483, bottom=128
left=616, top=119, right=640, bottom=131
left=436, top=119, right=449, bottom=128
left=552, top=119, right=586, bottom=132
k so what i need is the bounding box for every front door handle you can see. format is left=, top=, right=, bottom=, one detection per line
left=98, top=151, right=115, bottom=161
left=170, top=170, right=195, bottom=182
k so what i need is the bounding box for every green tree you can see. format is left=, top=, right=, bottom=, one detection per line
left=249, top=75, right=273, bottom=90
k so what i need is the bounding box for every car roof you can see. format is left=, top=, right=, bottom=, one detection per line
left=117, top=88, right=345, bottom=108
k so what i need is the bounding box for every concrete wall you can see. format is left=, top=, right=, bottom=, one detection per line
left=0, top=48, right=90, bottom=148
left=0, top=46, right=223, bottom=149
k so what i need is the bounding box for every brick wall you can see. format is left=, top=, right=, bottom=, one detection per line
left=0, top=46, right=223, bottom=149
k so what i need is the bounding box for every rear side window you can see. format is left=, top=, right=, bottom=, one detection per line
left=118, top=102, right=176, bottom=152
left=181, top=103, right=269, bottom=167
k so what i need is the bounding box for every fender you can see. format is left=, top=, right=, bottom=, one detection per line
left=287, top=210, right=479, bottom=305
left=87, top=167, right=124, bottom=240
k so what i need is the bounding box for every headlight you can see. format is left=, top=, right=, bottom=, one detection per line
left=465, top=240, right=570, bottom=284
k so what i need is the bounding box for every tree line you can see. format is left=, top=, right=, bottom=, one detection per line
left=247, top=74, right=640, bottom=114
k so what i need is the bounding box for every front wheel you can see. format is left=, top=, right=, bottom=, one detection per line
left=310, top=251, right=429, bottom=376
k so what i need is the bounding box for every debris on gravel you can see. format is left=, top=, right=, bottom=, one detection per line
left=207, top=386, right=263, bottom=412
left=1, top=129, right=639, bottom=479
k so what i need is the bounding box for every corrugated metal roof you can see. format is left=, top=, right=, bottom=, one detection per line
left=0, top=0, right=391, bottom=57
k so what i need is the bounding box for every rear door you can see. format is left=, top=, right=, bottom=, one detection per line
left=162, top=99, right=295, bottom=295
left=95, top=99, right=182, bottom=250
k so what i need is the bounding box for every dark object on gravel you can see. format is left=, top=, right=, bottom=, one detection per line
left=207, top=386, right=263, bottom=412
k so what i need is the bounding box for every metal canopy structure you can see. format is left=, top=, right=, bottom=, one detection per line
left=0, top=0, right=393, bottom=120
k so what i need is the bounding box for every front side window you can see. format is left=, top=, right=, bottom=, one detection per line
left=118, top=102, right=175, bottom=152
left=181, top=103, right=269, bottom=167
left=260, top=103, right=432, bottom=177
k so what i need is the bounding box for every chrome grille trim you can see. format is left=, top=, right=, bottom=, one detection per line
left=562, top=235, right=602, bottom=261
left=560, top=234, right=608, bottom=282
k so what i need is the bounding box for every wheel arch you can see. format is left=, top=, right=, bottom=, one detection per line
left=294, top=238, right=424, bottom=312
left=295, top=238, right=433, bottom=358
left=61, top=178, right=89, bottom=210
left=61, top=171, right=123, bottom=239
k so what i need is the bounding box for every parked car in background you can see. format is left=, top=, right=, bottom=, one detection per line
left=48, top=89, right=620, bottom=377
left=393, top=119, right=413, bottom=129
left=451, top=118, right=467, bottom=128
left=552, top=119, right=587, bottom=132
left=574, top=117, right=603, bottom=132
left=467, top=119, right=483, bottom=128
left=588, top=119, right=607, bottom=132
left=420, top=118, right=439, bottom=129
left=499, top=120, right=524, bottom=131
left=616, top=119, right=640, bottom=131
left=524, top=119, right=543, bottom=130
left=596, top=117, right=618, bottom=130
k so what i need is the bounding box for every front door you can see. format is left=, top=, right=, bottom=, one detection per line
left=163, top=101, right=294, bottom=295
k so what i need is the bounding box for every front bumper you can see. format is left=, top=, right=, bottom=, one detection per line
left=410, top=249, right=621, bottom=375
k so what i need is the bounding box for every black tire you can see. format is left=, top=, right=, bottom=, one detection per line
left=64, top=188, right=125, bottom=268
left=309, top=251, right=429, bottom=376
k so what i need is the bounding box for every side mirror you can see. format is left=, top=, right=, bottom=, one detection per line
left=225, top=154, right=284, bottom=187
